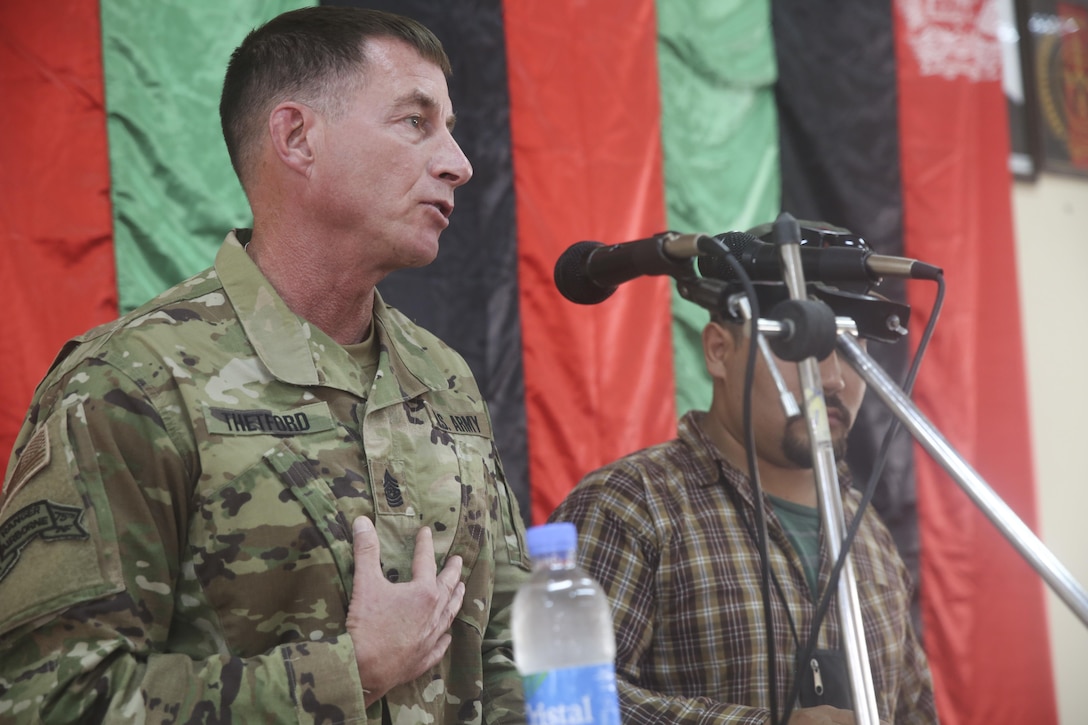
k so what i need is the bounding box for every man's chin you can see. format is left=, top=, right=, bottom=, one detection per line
left=400, top=239, right=441, bottom=268
left=782, top=432, right=849, bottom=469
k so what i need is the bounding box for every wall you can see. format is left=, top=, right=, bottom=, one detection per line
left=1011, top=172, right=1088, bottom=724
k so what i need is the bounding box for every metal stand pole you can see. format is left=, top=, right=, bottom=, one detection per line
left=793, top=351, right=881, bottom=724
left=774, top=224, right=881, bottom=725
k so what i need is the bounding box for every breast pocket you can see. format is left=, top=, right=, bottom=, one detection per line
left=183, top=434, right=357, bottom=655
left=364, top=400, right=492, bottom=568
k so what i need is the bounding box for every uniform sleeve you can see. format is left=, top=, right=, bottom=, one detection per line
left=0, top=364, right=370, bottom=723
left=480, top=440, right=531, bottom=725
left=549, top=469, right=769, bottom=725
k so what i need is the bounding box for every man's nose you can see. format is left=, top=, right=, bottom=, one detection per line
left=819, top=352, right=846, bottom=394
left=436, top=133, right=473, bottom=187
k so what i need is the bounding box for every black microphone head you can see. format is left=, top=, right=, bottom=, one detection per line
left=554, top=241, right=616, bottom=304
left=696, top=231, right=763, bottom=280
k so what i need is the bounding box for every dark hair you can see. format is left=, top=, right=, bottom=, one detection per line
left=219, top=6, right=450, bottom=186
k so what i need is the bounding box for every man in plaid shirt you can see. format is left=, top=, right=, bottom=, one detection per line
left=550, top=304, right=937, bottom=724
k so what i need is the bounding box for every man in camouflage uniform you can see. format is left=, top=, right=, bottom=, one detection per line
left=0, top=7, right=530, bottom=723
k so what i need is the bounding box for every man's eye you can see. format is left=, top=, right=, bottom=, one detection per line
left=407, top=115, right=423, bottom=128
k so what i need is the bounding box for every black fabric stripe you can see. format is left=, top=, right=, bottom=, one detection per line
left=325, top=0, right=530, bottom=523
left=771, top=0, right=922, bottom=633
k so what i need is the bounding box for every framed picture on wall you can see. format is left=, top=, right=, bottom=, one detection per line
left=1003, top=0, right=1042, bottom=178
left=1022, top=0, right=1088, bottom=178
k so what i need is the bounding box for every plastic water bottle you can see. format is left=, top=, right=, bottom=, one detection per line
left=512, top=522, right=621, bottom=725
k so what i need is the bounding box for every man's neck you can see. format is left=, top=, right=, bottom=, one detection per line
left=245, top=229, right=378, bottom=346
left=698, top=411, right=818, bottom=507
left=758, top=473, right=818, bottom=508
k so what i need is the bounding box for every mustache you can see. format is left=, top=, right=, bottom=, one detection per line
left=786, top=394, right=852, bottom=428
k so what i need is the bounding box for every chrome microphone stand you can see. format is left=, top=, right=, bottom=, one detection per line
left=675, top=222, right=882, bottom=723
left=771, top=214, right=881, bottom=725
left=766, top=211, right=1088, bottom=632
left=676, top=212, right=1088, bottom=725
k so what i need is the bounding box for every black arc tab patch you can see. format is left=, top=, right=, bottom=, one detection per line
left=0, top=500, right=88, bottom=582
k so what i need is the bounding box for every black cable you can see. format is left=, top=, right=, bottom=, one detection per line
left=696, top=236, right=780, bottom=724
left=777, top=274, right=946, bottom=725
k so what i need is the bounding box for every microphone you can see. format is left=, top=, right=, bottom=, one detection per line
left=699, top=231, right=943, bottom=283
left=554, top=232, right=709, bottom=304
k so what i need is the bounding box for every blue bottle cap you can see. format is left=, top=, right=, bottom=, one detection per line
left=525, top=522, right=578, bottom=559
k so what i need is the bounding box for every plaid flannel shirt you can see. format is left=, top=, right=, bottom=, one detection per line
left=549, top=411, right=937, bottom=724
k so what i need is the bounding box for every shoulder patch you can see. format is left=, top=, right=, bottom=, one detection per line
left=0, top=426, right=50, bottom=517
left=0, top=499, right=88, bottom=583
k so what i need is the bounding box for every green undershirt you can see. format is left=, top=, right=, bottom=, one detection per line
left=342, top=323, right=379, bottom=383
left=769, top=495, right=821, bottom=596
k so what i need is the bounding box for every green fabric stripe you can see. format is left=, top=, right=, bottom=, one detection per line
left=656, top=1, right=781, bottom=414
left=101, top=1, right=311, bottom=312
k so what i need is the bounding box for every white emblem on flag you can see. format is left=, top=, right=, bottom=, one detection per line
left=898, top=0, right=1003, bottom=81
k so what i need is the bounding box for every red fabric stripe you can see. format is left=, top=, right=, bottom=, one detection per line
left=0, top=1, right=117, bottom=471
left=504, top=0, right=675, bottom=524
left=893, top=8, right=1057, bottom=724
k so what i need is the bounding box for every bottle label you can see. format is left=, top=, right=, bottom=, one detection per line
left=522, top=662, right=621, bottom=725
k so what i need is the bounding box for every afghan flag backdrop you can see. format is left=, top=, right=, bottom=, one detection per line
left=0, top=0, right=1057, bottom=722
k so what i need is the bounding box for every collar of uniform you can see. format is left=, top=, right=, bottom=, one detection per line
left=368, top=292, right=452, bottom=408
left=216, top=231, right=449, bottom=403
left=217, top=232, right=322, bottom=386
left=215, top=231, right=384, bottom=397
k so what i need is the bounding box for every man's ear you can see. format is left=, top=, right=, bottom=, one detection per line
left=268, top=102, right=317, bottom=177
left=703, top=321, right=739, bottom=382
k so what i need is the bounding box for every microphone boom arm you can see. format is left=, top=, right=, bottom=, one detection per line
left=836, top=332, right=1088, bottom=628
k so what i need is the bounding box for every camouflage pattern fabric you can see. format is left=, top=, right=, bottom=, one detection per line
left=0, top=232, right=531, bottom=724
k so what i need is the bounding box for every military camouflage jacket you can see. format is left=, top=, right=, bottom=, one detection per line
left=0, top=233, right=531, bottom=724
